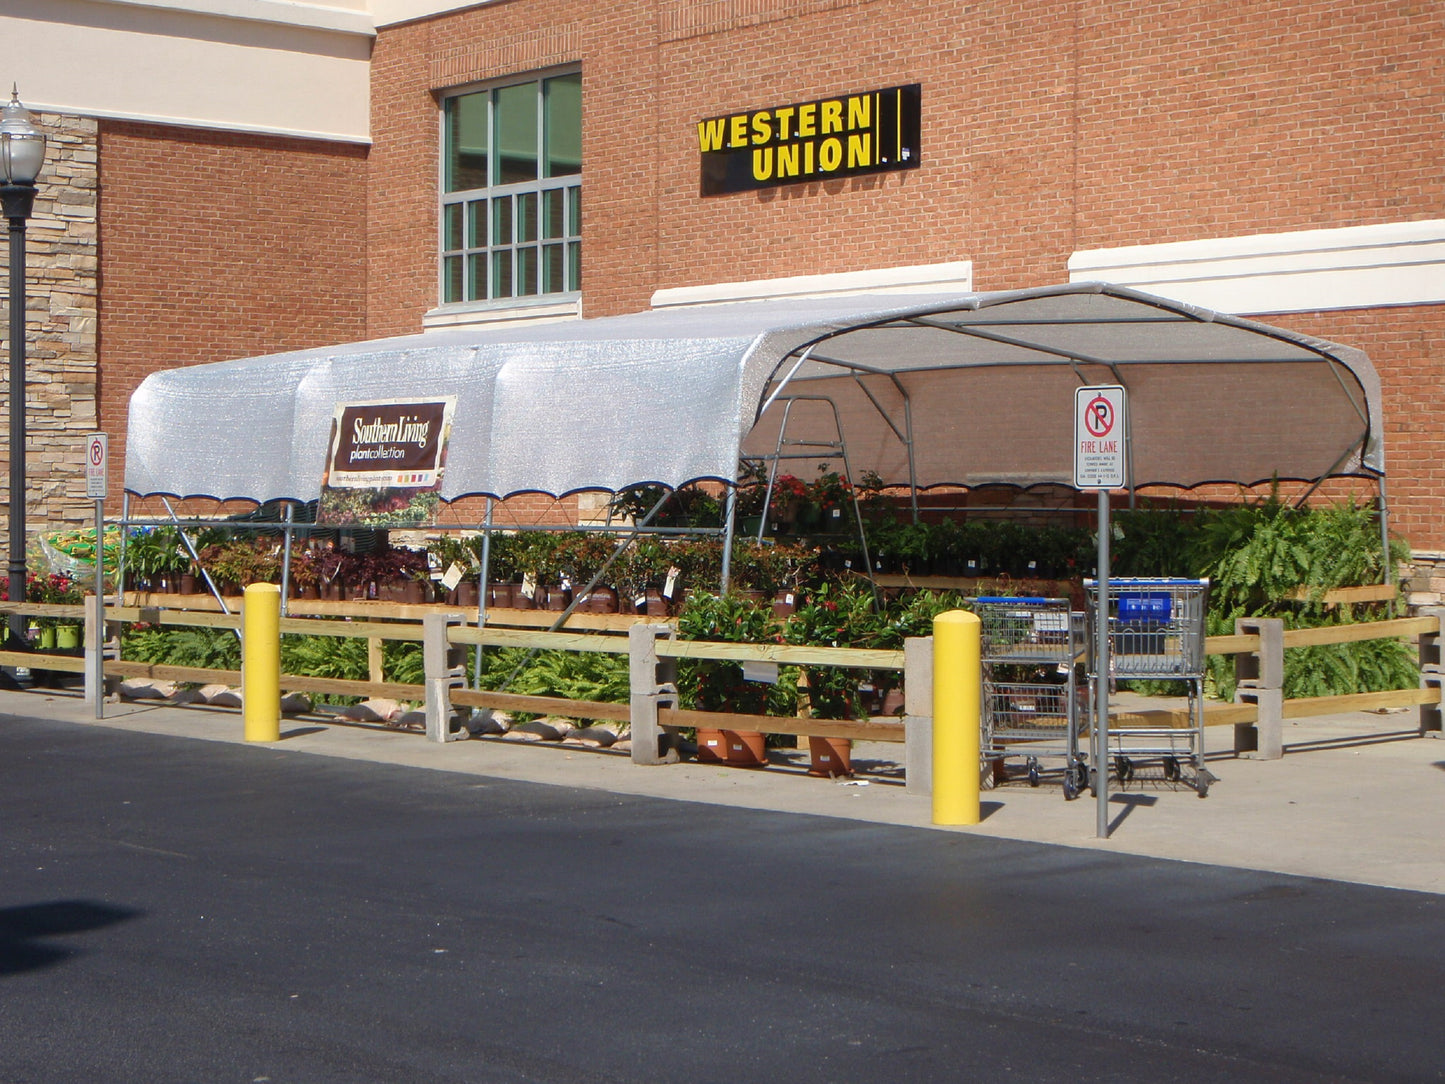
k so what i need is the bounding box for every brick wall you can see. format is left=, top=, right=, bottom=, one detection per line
left=97, top=121, right=369, bottom=510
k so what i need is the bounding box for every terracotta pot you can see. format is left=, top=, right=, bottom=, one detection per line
left=544, top=586, right=572, bottom=611
left=179, top=573, right=198, bottom=594
left=488, top=583, right=513, bottom=608
left=401, top=580, right=425, bottom=604
left=695, top=728, right=768, bottom=767
left=509, top=583, right=535, bottom=609
left=808, top=736, right=853, bottom=777
left=643, top=589, right=670, bottom=617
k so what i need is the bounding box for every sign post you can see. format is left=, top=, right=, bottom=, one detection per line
left=85, top=433, right=107, bottom=719
left=1074, top=386, right=1126, bottom=839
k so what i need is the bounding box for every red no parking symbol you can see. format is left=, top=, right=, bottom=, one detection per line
left=1084, top=394, right=1115, bottom=438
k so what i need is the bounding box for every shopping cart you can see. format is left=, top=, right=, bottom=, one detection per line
left=1084, top=578, right=1212, bottom=796
left=972, top=597, right=1089, bottom=798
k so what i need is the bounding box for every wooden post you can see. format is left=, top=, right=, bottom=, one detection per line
left=367, top=636, right=384, bottom=684
left=1233, top=616, right=1284, bottom=759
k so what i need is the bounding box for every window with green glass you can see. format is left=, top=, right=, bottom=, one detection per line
left=441, top=70, right=582, bottom=305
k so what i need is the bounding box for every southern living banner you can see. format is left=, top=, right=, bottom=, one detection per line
left=318, top=398, right=456, bottom=527
left=698, top=84, right=921, bottom=196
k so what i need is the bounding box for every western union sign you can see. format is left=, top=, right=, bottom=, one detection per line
left=698, top=84, right=921, bottom=196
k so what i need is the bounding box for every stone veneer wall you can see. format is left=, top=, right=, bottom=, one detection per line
left=0, top=110, right=99, bottom=541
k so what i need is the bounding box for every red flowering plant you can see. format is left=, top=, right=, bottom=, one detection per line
left=806, top=468, right=854, bottom=512
left=21, top=572, right=84, bottom=634
left=782, top=579, right=884, bottom=719
left=675, top=590, right=797, bottom=715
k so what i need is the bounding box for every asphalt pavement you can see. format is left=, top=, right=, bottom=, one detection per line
left=2, top=690, right=1444, bottom=1082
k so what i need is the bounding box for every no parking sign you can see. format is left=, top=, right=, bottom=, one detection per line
left=85, top=433, right=107, bottom=499
left=1073, top=385, right=1126, bottom=489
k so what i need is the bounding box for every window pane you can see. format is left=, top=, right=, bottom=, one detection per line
left=543, top=72, right=581, bottom=178
left=444, top=203, right=463, bottom=251
left=468, top=254, right=486, bottom=301
left=444, top=93, right=488, bottom=193
left=568, top=241, right=581, bottom=290
left=518, top=247, right=538, bottom=295
left=443, top=255, right=463, bottom=303
left=542, top=189, right=564, bottom=240
left=492, top=251, right=513, bottom=299
left=493, top=82, right=538, bottom=184
left=568, top=186, right=581, bottom=238
left=542, top=244, right=564, bottom=293
left=517, top=192, right=538, bottom=242
left=492, top=197, right=512, bottom=245
left=467, top=200, right=486, bottom=247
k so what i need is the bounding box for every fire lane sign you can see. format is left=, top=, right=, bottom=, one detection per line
left=85, top=433, right=108, bottom=499
left=1073, top=386, right=1126, bottom=490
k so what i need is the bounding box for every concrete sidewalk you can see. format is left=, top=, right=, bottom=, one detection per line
left=4, top=686, right=1443, bottom=895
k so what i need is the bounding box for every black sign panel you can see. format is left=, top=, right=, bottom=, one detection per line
left=698, top=84, right=921, bottom=196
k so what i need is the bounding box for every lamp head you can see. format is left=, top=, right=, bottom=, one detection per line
left=0, top=87, right=46, bottom=186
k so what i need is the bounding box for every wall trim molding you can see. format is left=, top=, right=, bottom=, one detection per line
left=1068, top=220, right=1445, bottom=315
left=651, top=260, right=974, bottom=308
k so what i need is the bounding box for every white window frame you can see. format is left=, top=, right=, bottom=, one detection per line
left=434, top=65, right=581, bottom=323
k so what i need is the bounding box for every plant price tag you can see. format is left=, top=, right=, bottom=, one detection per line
left=741, top=660, right=779, bottom=684
left=441, top=562, right=465, bottom=591
left=521, top=572, right=537, bottom=600
left=663, top=566, right=680, bottom=599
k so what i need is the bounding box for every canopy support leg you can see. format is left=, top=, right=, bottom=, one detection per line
left=472, top=498, right=494, bottom=691
left=278, top=501, right=295, bottom=617
left=1379, top=475, right=1394, bottom=587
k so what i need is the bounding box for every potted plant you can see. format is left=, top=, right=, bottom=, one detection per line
left=676, top=590, right=792, bottom=767
left=784, top=579, right=885, bottom=776
left=617, top=536, right=669, bottom=615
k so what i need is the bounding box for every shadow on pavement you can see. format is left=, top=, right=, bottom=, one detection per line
left=0, top=900, right=142, bottom=978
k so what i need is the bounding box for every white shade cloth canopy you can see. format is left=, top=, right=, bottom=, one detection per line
left=123, top=283, right=1382, bottom=503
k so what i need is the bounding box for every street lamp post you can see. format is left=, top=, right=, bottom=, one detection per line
left=0, top=88, right=45, bottom=647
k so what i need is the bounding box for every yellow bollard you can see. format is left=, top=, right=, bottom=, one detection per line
left=932, top=609, right=981, bottom=825
left=243, top=582, right=281, bottom=742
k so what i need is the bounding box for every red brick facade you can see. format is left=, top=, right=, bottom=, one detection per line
left=73, top=1, right=1445, bottom=545
left=97, top=121, right=369, bottom=508
left=358, top=0, right=1443, bottom=544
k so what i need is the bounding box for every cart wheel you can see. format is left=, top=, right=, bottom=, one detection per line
left=1114, top=755, right=1133, bottom=783
left=1196, top=773, right=1210, bottom=798
left=1162, top=756, right=1179, bottom=781
left=1063, top=771, right=1079, bottom=800
left=1087, top=767, right=1099, bottom=797
left=1027, top=760, right=1041, bottom=787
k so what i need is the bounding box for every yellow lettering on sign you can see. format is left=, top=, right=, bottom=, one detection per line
left=802, top=140, right=815, bottom=174
left=819, top=137, right=843, bottom=171
left=776, top=143, right=799, bottom=178
left=820, top=99, right=843, bottom=134
left=796, top=102, right=817, bottom=138
left=773, top=105, right=796, bottom=141
left=847, top=94, right=871, bottom=129
left=847, top=132, right=872, bottom=167
left=697, top=117, right=727, bottom=153
left=751, top=111, right=772, bottom=145
left=752, top=146, right=774, bottom=181
left=728, top=114, right=748, bottom=148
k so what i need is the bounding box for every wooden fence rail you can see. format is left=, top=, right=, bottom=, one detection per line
left=0, top=596, right=1438, bottom=786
